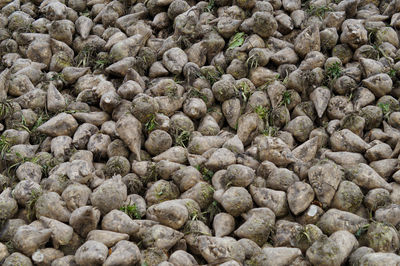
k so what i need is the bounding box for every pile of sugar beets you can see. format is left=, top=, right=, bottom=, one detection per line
left=1, top=0, right=400, bottom=265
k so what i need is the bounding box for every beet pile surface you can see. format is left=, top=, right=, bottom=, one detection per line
left=0, top=0, right=400, bottom=265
